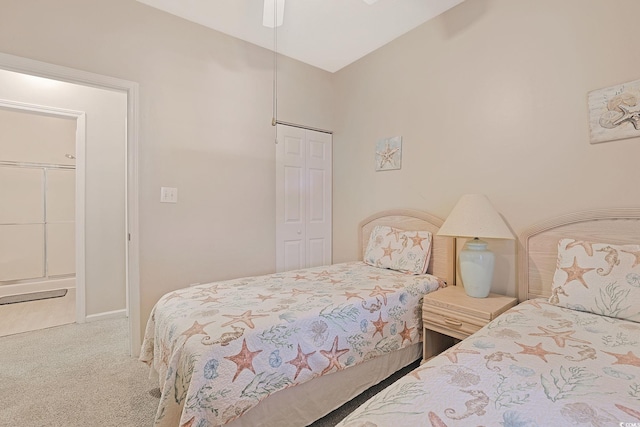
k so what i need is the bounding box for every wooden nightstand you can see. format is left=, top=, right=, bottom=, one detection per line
left=421, top=285, right=517, bottom=363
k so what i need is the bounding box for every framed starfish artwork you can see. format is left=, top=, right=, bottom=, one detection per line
left=375, top=136, right=402, bottom=171
left=588, top=78, right=640, bottom=144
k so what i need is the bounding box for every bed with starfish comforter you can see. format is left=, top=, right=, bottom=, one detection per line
left=141, top=261, right=445, bottom=427
left=337, top=208, right=640, bottom=427
left=337, top=298, right=640, bottom=427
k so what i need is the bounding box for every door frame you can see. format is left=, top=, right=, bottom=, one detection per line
left=0, top=99, right=86, bottom=322
left=0, top=52, right=141, bottom=356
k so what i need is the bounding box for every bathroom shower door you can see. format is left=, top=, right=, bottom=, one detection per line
left=0, top=107, right=77, bottom=336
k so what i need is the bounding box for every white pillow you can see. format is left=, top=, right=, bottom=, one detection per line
left=364, top=225, right=432, bottom=275
left=549, top=238, right=640, bottom=322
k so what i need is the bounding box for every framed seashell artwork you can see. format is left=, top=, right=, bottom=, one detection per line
left=375, top=136, right=402, bottom=171
left=588, top=78, right=640, bottom=143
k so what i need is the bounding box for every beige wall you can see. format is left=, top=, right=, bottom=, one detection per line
left=4, top=0, right=638, bottom=334
left=333, top=0, right=640, bottom=297
left=0, top=0, right=333, bottom=335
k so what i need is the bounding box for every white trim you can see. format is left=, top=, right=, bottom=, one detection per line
left=0, top=99, right=87, bottom=324
left=75, top=113, right=87, bottom=324
left=126, top=81, right=141, bottom=357
left=0, top=52, right=141, bottom=357
left=85, top=308, right=127, bottom=323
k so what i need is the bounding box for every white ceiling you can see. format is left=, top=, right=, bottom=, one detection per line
left=137, top=0, right=466, bottom=73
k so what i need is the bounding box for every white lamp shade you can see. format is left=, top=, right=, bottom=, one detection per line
left=436, top=194, right=514, bottom=240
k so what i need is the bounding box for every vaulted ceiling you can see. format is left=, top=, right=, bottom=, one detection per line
left=137, top=0, right=466, bottom=72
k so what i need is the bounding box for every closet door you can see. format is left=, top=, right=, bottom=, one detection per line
left=275, top=125, right=332, bottom=272
left=276, top=126, right=306, bottom=272
left=305, top=130, right=331, bottom=268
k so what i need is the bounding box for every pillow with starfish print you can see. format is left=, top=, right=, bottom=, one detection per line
left=364, top=225, right=432, bottom=275
left=549, top=238, right=640, bottom=322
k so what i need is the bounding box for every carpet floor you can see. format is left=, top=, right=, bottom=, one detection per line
left=0, top=318, right=418, bottom=426
left=0, top=318, right=158, bottom=427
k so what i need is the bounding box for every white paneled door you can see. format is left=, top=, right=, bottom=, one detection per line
left=276, top=125, right=332, bottom=272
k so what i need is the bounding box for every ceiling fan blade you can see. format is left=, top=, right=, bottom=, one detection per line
left=263, top=0, right=285, bottom=28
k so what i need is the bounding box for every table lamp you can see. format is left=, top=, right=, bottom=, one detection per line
left=437, top=194, right=514, bottom=298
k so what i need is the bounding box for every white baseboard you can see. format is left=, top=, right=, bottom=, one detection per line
left=85, top=309, right=127, bottom=323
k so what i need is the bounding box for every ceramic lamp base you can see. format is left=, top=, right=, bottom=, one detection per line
left=459, top=238, right=495, bottom=298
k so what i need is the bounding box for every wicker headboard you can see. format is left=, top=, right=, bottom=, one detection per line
left=358, top=209, right=456, bottom=287
left=518, top=208, right=640, bottom=302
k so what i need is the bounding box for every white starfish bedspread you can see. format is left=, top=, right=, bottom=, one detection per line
left=337, top=299, right=640, bottom=427
left=140, top=261, right=445, bottom=427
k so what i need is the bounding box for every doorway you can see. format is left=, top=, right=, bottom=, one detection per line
left=0, top=52, right=141, bottom=355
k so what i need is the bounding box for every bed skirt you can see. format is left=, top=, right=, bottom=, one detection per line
left=225, top=342, right=422, bottom=427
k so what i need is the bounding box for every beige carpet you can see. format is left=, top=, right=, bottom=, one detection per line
left=0, top=318, right=158, bottom=427
left=0, top=317, right=417, bottom=426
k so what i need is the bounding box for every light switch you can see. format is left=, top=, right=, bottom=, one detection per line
left=160, top=187, right=178, bottom=203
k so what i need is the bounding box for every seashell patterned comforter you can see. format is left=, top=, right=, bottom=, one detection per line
left=337, top=299, right=640, bottom=427
left=140, top=261, right=445, bottom=427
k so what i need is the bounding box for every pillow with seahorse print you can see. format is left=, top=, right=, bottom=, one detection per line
left=549, top=238, right=640, bottom=322
left=364, top=225, right=432, bottom=275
